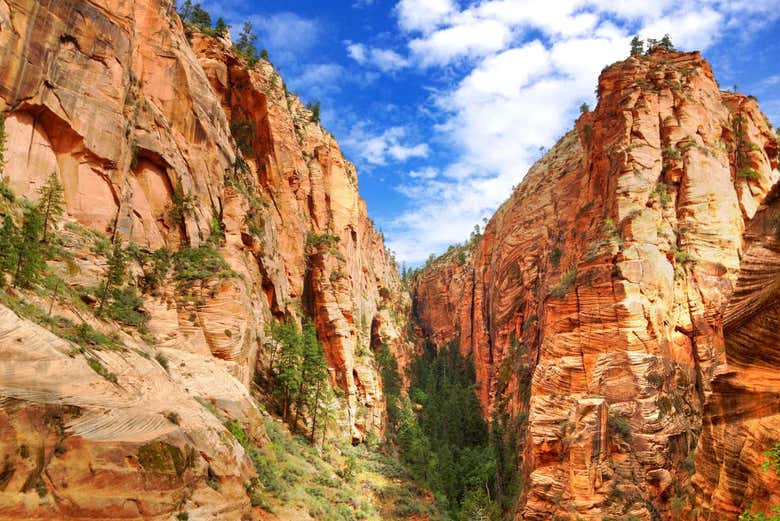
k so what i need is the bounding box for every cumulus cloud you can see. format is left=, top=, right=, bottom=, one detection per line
left=343, top=125, right=429, bottom=166
left=396, top=0, right=456, bottom=33
left=371, top=0, right=780, bottom=264
left=346, top=42, right=410, bottom=72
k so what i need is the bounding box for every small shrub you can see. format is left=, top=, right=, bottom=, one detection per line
left=738, top=167, right=761, bottom=180
left=86, top=357, right=118, bottom=384
left=173, top=243, right=233, bottom=283
left=763, top=442, right=780, bottom=474
left=663, top=146, right=681, bottom=161
left=164, top=411, right=181, bottom=425
left=550, top=247, right=562, bottom=267
left=607, top=413, right=631, bottom=439
left=550, top=266, right=577, bottom=298
left=155, top=352, right=169, bottom=371
left=652, top=182, right=672, bottom=206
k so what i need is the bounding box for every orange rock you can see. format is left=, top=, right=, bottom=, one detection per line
left=0, top=0, right=410, bottom=518
left=413, top=48, right=780, bottom=519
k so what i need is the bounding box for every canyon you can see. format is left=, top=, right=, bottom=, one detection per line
left=0, top=1, right=778, bottom=520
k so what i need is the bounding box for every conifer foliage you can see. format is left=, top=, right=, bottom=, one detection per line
left=268, top=319, right=334, bottom=442
left=382, top=341, right=501, bottom=520
left=37, top=172, right=65, bottom=243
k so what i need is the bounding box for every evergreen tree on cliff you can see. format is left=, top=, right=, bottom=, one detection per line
left=37, top=172, right=65, bottom=243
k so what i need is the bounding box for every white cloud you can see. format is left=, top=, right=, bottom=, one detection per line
left=249, top=12, right=321, bottom=55
left=396, top=0, right=456, bottom=33
left=290, top=63, right=344, bottom=98
left=343, top=125, right=429, bottom=166
left=355, top=0, right=780, bottom=263
left=346, top=42, right=409, bottom=72
left=408, top=167, right=439, bottom=179
left=409, top=18, right=513, bottom=66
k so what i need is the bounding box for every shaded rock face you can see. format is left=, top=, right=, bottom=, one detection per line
left=412, top=49, right=779, bottom=520
left=0, top=0, right=411, bottom=518
left=693, top=185, right=780, bottom=519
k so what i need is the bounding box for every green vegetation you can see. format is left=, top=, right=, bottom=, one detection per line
left=629, top=34, right=675, bottom=57
left=733, top=115, right=762, bottom=183
left=225, top=409, right=442, bottom=519
left=12, top=208, right=46, bottom=288
left=630, top=36, right=644, bottom=55
left=608, top=412, right=631, bottom=439
left=173, top=242, right=233, bottom=285
left=579, top=102, right=590, bottom=114
left=0, top=114, right=7, bottom=176
left=168, top=183, right=195, bottom=228
left=86, top=356, right=118, bottom=383
left=37, top=172, right=65, bottom=243
left=230, top=118, right=256, bottom=157
left=550, top=266, right=577, bottom=299
left=550, top=247, right=562, bottom=267
left=740, top=444, right=780, bottom=519
left=762, top=442, right=780, bottom=474
left=234, top=21, right=260, bottom=66
left=176, top=0, right=228, bottom=37
left=384, top=341, right=501, bottom=519
left=651, top=182, right=672, bottom=207
left=739, top=167, right=761, bottom=180
left=267, top=320, right=335, bottom=442
left=306, top=100, right=321, bottom=124
left=741, top=509, right=780, bottom=521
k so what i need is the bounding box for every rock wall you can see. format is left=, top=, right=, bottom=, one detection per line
left=693, top=184, right=780, bottom=519
left=412, top=48, right=779, bottom=520
left=0, top=0, right=412, bottom=518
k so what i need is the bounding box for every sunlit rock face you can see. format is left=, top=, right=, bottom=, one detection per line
left=0, top=0, right=412, bottom=518
left=412, top=48, right=779, bottom=520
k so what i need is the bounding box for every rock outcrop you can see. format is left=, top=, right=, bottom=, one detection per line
left=0, top=0, right=411, bottom=518
left=412, top=48, right=779, bottom=519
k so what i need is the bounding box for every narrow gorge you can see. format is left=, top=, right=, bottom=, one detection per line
left=0, top=1, right=778, bottom=521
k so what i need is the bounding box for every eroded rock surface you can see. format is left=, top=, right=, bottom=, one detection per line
left=412, top=48, right=779, bottom=520
left=0, top=0, right=411, bottom=518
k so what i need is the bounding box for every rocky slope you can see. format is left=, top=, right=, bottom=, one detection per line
left=0, top=0, right=412, bottom=519
left=412, top=48, right=779, bottom=519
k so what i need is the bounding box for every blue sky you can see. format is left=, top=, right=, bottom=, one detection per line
left=197, top=0, right=780, bottom=266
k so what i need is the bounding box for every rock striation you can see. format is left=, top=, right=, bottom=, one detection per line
left=0, top=0, right=411, bottom=518
left=412, top=48, right=779, bottom=519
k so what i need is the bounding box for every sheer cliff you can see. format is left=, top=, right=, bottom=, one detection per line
left=0, top=0, right=414, bottom=519
left=412, top=48, right=779, bottom=520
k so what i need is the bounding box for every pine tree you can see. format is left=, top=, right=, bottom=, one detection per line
left=234, top=22, right=259, bottom=65
left=177, top=0, right=193, bottom=20
left=214, top=17, right=229, bottom=36
left=293, top=321, right=328, bottom=428
left=630, top=36, right=644, bottom=55
left=659, top=34, right=675, bottom=51
left=188, top=3, right=211, bottom=28
left=271, top=320, right=304, bottom=421
left=37, top=172, right=65, bottom=243
left=305, top=101, right=321, bottom=124
left=97, top=241, right=127, bottom=315
left=13, top=208, right=45, bottom=288
left=0, top=216, right=17, bottom=285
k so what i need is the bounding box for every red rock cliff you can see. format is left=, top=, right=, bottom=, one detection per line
left=413, top=48, right=779, bottom=519
left=0, top=0, right=412, bottom=519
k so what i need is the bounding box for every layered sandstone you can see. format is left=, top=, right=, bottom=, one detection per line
left=413, top=48, right=779, bottom=520
left=0, top=0, right=411, bottom=518
left=693, top=185, right=780, bottom=519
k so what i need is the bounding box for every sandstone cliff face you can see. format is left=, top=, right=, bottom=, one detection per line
left=693, top=184, right=780, bottom=519
left=0, top=0, right=410, bottom=518
left=412, top=49, right=779, bottom=520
